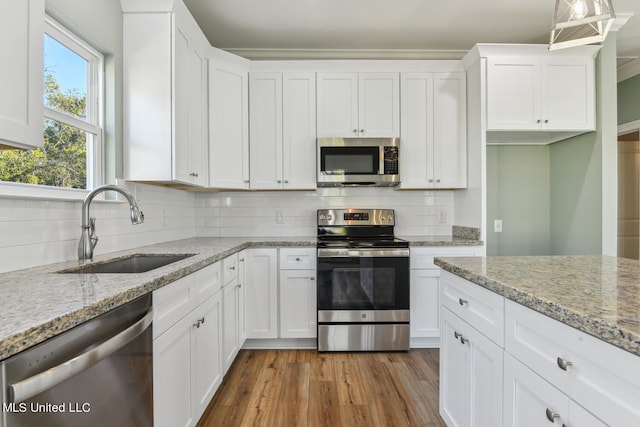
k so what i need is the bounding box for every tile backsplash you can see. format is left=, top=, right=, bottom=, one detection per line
left=0, top=184, right=455, bottom=273
left=196, top=187, right=455, bottom=238
left=0, top=183, right=196, bottom=273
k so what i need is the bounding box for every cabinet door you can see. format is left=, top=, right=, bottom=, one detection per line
left=433, top=73, right=466, bottom=189
left=358, top=72, right=400, bottom=137
left=0, top=0, right=44, bottom=149
left=245, top=248, right=278, bottom=339
left=441, top=307, right=503, bottom=427
left=173, top=14, right=194, bottom=185
left=440, top=307, right=471, bottom=426
left=186, top=45, right=207, bottom=186
left=154, top=315, right=194, bottom=427
left=237, top=251, right=247, bottom=347
left=542, top=57, right=595, bottom=131
left=192, top=293, right=223, bottom=421
left=279, top=270, right=317, bottom=338
left=282, top=72, right=317, bottom=189
left=410, top=268, right=439, bottom=339
left=504, top=353, right=569, bottom=427
left=209, top=60, right=249, bottom=189
left=316, top=73, right=358, bottom=137
left=249, top=72, right=283, bottom=189
left=222, top=279, right=239, bottom=372
left=400, top=73, right=433, bottom=188
left=487, top=58, right=541, bottom=130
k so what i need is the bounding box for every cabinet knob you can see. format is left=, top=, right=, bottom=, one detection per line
left=310, top=277, right=315, bottom=281
left=236, top=283, right=242, bottom=288
left=458, top=298, right=468, bottom=306
left=428, top=179, right=434, bottom=183
left=360, top=129, right=364, bottom=133
left=353, top=129, right=358, bottom=133
left=544, top=119, right=549, bottom=123
left=556, top=357, right=572, bottom=371
left=190, top=172, right=199, bottom=177
left=284, top=180, right=289, bottom=184
left=230, top=266, right=235, bottom=270
left=244, top=180, right=250, bottom=184
left=239, top=257, right=245, bottom=262
left=545, top=408, right=560, bottom=423
left=295, top=257, right=300, bottom=261
left=435, top=179, right=441, bottom=183
left=199, top=317, right=205, bottom=324
left=277, top=180, right=282, bottom=183
left=537, top=119, right=542, bottom=123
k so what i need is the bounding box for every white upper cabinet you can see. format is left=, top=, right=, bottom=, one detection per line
left=466, top=44, right=600, bottom=144
left=122, top=0, right=208, bottom=186
left=487, top=56, right=595, bottom=131
left=249, top=71, right=316, bottom=190
left=400, top=72, right=466, bottom=189
left=317, top=72, right=399, bottom=138
left=209, top=54, right=250, bottom=189
left=0, top=0, right=44, bottom=149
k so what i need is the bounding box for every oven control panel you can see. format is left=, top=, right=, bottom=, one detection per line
left=317, top=209, right=395, bottom=226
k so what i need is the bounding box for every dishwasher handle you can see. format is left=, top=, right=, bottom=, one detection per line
left=9, top=306, right=153, bottom=403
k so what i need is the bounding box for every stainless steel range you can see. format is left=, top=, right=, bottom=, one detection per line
left=316, top=208, right=410, bottom=352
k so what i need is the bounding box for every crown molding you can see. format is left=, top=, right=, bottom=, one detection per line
left=220, top=48, right=468, bottom=61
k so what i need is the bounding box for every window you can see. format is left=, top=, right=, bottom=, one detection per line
left=0, top=15, right=103, bottom=190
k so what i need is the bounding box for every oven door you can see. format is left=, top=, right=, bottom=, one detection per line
left=317, top=248, right=409, bottom=322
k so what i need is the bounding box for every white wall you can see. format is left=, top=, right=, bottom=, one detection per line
left=0, top=183, right=195, bottom=273
left=195, top=188, right=455, bottom=237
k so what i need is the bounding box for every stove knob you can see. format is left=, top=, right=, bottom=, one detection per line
left=319, top=214, right=325, bottom=220
left=327, top=215, right=333, bottom=221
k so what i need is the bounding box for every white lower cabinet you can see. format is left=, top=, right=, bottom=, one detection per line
left=222, top=253, right=243, bottom=372
left=245, top=248, right=279, bottom=338
left=503, top=353, right=605, bottom=427
left=153, top=261, right=223, bottom=427
left=440, top=306, right=503, bottom=427
left=279, top=248, right=317, bottom=338
left=410, top=247, right=484, bottom=347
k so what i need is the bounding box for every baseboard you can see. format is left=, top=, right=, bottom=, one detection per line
left=410, top=337, right=440, bottom=348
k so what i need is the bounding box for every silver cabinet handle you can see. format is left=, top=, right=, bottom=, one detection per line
left=9, top=307, right=153, bottom=403
left=236, top=283, right=242, bottom=288
left=546, top=408, right=560, bottom=423
left=544, top=119, right=549, bottom=123
left=435, top=179, right=441, bottom=183
left=244, top=180, right=250, bottom=183
left=360, top=129, right=364, bottom=133
left=190, top=172, right=199, bottom=177
left=458, top=298, right=468, bottom=306
left=284, top=180, right=289, bottom=184
left=277, top=180, right=282, bottom=183
left=295, top=257, right=301, bottom=261
left=239, top=257, right=245, bottom=262
left=454, top=331, right=467, bottom=344
left=428, top=179, right=434, bottom=182
left=537, top=119, right=542, bottom=123
left=557, top=357, right=572, bottom=371
left=310, top=277, right=315, bottom=281
left=229, top=266, right=235, bottom=270
left=353, top=129, right=358, bottom=133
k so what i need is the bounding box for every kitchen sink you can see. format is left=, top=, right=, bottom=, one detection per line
left=59, top=253, right=196, bottom=274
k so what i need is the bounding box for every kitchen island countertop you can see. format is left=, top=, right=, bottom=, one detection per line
left=0, top=235, right=482, bottom=361
left=434, top=255, right=640, bottom=357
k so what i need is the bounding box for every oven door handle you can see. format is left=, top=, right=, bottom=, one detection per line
left=317, top=248, right=410, bottom=258
left=8, top=307, right=153, bottom=403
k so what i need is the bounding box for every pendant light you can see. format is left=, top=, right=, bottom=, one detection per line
left=549, top=0, right=616, bottom=50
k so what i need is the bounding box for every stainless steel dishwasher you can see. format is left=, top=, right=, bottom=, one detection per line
left=1, top=294, right=153, bottom=427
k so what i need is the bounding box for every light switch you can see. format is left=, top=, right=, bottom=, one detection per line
left=494, top=219, right=503, bottom=233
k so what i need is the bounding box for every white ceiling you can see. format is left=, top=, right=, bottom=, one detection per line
left=184, top=0, right=640, bottom=68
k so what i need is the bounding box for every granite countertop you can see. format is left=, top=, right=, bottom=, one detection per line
left=0, top=234, right=482, bottom=361
left=0, top=237, right=315, bottom=361
left=434, top=255, right=640, bottom=357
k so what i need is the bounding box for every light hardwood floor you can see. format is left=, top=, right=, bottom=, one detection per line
left=198, top=349, right=446, bottom=427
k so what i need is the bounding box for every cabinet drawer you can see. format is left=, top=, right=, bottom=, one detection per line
left=222, top=253, right=239, bottom=285
left=505, top=300, right=640, bottom=426
left=194, top=261, right=222, bottom=301
left=410, top=246, right=482, bottom=269
left=279, top=247, right=316, bottom=270
left=153, top=274, right=195, bottom=339
left=439, top=270, right=504, bottom=346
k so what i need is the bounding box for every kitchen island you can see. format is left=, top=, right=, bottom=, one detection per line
left=434, top=255, right=640, bottom=426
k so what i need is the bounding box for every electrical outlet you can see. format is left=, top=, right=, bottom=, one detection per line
left=437, top=209, right=446, bottom=224
left=494, top=219, right=503, bottom=233
left=276, top=210, right=285, bottom=224
left=160, top=209, right=167, bottom=227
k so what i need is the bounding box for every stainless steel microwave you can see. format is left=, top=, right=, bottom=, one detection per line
left=317, top=137, right=400, bottom=186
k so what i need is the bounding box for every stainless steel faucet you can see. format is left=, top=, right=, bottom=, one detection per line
left=78, top=184, right=144, bottom=261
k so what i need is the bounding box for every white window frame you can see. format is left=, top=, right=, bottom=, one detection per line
left=0, top=14, right=105, bottom=200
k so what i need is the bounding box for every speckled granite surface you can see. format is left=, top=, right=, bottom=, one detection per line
left=0, top=237, right=315, bottom=361
left=434, top=255, right=640, bottom=357
left=0, top=235, right=481, bottom=361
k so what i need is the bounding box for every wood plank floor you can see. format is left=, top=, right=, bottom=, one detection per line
left=197, top=349, right=446, bottom=427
